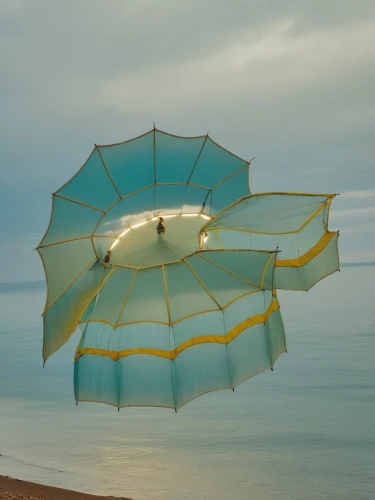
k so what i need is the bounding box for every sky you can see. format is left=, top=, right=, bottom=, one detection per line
left=0, top=0, right=374, bottom=282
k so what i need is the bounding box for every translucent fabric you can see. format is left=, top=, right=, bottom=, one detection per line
left=38, top=129, right=339, bottom=410
left=202, top=193, right=339, bottom=291
left=74, top=293, right=285, bottom=409
left=78, top=250, right=276, bottom=329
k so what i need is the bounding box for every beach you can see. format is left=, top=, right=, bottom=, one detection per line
left=0, top=476, right=130, bottom=500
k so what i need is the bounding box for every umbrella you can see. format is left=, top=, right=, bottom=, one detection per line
left=37, top=128, right=339, bottom=410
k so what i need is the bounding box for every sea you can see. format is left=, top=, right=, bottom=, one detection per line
left=0, top=266, right=374, bottom=500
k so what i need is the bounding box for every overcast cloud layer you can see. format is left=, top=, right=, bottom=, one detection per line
left=1, top=0, right=374, bottom=282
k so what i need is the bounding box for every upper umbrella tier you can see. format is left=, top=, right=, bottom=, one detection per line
left=39, top=129, right=250, bottom=248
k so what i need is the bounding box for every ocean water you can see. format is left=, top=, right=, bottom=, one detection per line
left=0, top=266, right=374, bottom=500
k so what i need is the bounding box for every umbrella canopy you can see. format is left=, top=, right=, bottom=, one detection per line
left=38, top=129, right=339, bottom=410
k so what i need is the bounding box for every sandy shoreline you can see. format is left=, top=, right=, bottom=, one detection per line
left=0, top=475, right=130, bottom=500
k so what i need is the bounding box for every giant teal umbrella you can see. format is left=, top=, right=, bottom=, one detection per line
left=38, top=129, right=339, bottom=410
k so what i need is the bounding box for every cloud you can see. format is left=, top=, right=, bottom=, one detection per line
left=340, top=251, right=375, bottom=263
left=340, top=190, right=375, bottom=199
left=330, top=206, right=375, bottom=218
left=341, top=225, right=375, bottom=235
left=96, top=18, right=375, bottom=120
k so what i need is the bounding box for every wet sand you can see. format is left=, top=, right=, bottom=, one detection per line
left=0, top=476, right=130, bottom=500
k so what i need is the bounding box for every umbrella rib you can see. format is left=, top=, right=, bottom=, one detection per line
left=96, top=146, right=122, bottom=199
left=153, top=126, right=156, bottom=212
left=183, top=260, right=222, bottom=310
left=78, top=266, right=116, bottom=323
left=210, top=162, right=250, bottom=191
left=42, top=257, right=97, bottom=315
left=188, top=181, right=210, bottom=190
left=180, top=134, right=209, bottom=213
left=261, top=253, right=276, bottom=289
left=114, top=270, right=139, bottom=328
left=162, top=264, right=178, bottom=409
left=162, top=265, right=172, bottom=325
left=205, top=226, right=303, bottom=236
left=53, top=193, right=105, bottom=213
left=186, top=134, right=209, bottom=185
left=38, top=236, right=91, bottom=249
left=208, top=135, right=250, bottom=164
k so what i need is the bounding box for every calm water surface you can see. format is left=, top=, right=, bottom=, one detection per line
left=0, top=267, right=374, bottom=500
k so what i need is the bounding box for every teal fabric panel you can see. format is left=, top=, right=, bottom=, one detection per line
left=190, top=137, right=248, bottom=188
left=80, top=321, right=170, bottom=353
left=94, top=187, right=154, bottom=236
left=155, top=131, right=205, bottom=183
left=297, top=208, right=326, bottom=255
left=79, top=267, right=137, bottom=326
left=182, top=184, right=210, bottom=213
left=118, top=267, right=169, bottom=325
left=39, top=238, right=96, bottom=309
left=274, top=233, right=339, bottom=290
left=210, top=166, right=250, bottom=214
left=227, top=306, right=285, bottom=387
left=205, top=205, right=328, bottom=261
left=208, top=194, right=329, bottom=233
left=74, top=355, right=118, bottom=407
left=118, top=355, right=176, bottom=408
left=43, top=261, right=106, bottom=361
left=57, top=149, right=120, bottom=210
left=92, top=237, right=117, bottom=259
left=116, top=323, right=171, bottom=351
left=198, top=250, right=275, bottom=290
left=186, top=254, right=258, bottom=307
left=174, top=343, right=232, bottom=408
left=165, top=262, right=219, bottom=322
left=222, top=290, right=271, bottom=331
left=172, top=312, right=225, bottom=347
left=155, top=183, right=186, bottom=212
left=98, top=132, right=154, bottom=196
left=227, top=323, right=270, bottom=386
left=265, top=308, right=287, bottom=364
left=40, top=196, right=101, bottom=246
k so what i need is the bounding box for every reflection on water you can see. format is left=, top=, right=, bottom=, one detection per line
left=0, top=267, right=374, bottom=500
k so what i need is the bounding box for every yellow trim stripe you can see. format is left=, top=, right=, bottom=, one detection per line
left=75, top=299, right=280, bottom=362
left=276, top=232, right=336, bottom=268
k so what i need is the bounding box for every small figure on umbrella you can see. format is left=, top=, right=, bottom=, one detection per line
left=156, top=217, right=166, bottom=235
left=104, top=250, right=111, bottom=264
